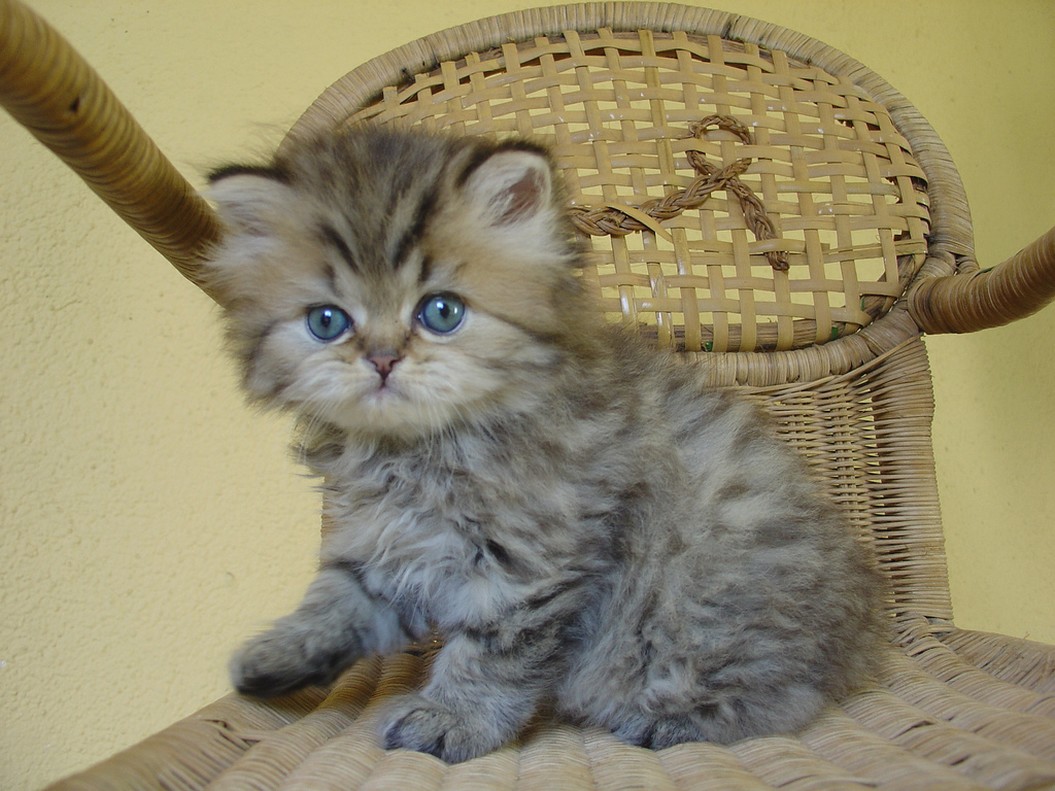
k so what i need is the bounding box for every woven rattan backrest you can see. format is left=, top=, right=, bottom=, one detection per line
left=288, top=8, right=932, bottom=357
left=286, top=4, right=959, bottom=621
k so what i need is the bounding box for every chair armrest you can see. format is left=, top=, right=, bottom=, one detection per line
left=909, top=224, right=1055, bottom=334
left=0, top=0, right=221, bottom=300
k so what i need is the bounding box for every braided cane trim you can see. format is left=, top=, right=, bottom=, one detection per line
left=569, top=115, right=788, bottom=271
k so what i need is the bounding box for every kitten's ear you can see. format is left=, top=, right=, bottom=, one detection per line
left=207, top=167, right=295, bottom=236
left=462, top=147, right=554, bottom=226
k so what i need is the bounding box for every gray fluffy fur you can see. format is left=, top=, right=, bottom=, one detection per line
left=204, top=125, right=888, bottom=763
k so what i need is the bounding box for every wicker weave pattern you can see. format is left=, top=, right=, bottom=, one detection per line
left=743, top=338, right=950, bottom=620
left=51, top=612, right=1055, bottom=790
left=314, top=27, right=931, bottom=353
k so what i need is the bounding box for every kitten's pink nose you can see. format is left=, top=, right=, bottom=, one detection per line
left=367, top=353, right=401, bottom=382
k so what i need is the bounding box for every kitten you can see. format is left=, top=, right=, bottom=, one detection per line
left=204, top=125, right=888, bottom=762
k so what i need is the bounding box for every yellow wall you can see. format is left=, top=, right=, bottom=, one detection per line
left=2, top=1, right=1052, bottom=787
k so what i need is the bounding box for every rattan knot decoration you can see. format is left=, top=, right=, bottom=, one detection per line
left=569, top=115, right=789, bottom=272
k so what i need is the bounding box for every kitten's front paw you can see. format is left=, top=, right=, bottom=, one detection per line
left=231, top=624, right=358, bottom=698
left=380, top=693, right=507, bottom=763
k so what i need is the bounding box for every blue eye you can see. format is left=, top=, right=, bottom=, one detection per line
left=306, top=305, right=352, bottom=341
left=418, top=293, right=466, bottom=334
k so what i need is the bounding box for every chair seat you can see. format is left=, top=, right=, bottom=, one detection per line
left=49, top=611, right=1055, bottom=790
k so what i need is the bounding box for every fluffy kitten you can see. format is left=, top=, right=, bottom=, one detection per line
left=204, top=125, right=887, bottom=762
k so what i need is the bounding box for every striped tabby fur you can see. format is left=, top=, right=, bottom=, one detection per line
left=204, top=125, right=887, bottom=762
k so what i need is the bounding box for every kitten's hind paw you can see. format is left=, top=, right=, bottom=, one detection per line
left=380, top=693, right=507, bottom=763
left=614, top=713, right=707, bottom=750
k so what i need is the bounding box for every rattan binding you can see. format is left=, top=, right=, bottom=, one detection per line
left=0, top=0, right=223, bottom=299
left=3, top=1, right=1054, bottom=788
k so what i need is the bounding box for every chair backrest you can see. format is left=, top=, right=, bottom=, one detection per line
left=287, top=3, right=958, bottom=623
left=288, top=5, right=962, bottom=363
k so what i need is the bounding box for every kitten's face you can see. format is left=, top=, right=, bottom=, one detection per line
left=205, top=128, right=581, bottom=440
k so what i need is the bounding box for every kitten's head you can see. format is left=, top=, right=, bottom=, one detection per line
left=204, top=126, right=589, bottom=441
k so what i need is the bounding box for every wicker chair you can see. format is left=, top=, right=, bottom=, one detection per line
left=4, top=1, right=1054, bottom=788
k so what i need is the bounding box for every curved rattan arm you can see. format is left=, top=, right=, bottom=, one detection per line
left=909, top=224, right=1055, bottom=334
left=0, top=0, right=222, bottom=301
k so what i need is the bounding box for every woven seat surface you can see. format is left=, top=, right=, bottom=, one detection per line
left=7, top=2, right=1050, bottom=789
left=51, top=612, right=1055, bottom=790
